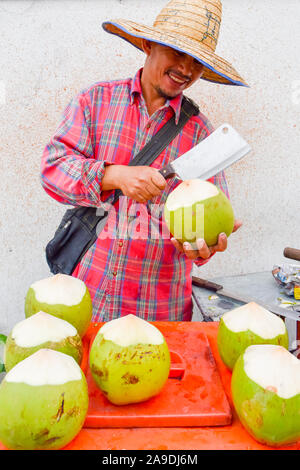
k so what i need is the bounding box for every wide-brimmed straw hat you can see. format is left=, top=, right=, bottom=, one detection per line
left=102, top=0, right=248, bottom=87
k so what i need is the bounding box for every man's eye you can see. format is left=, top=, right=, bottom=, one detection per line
left=194, top=59, right=204, bottom=68
left=174, top=50, right=184, bottom=57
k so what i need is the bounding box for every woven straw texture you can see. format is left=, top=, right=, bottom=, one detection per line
left=103, top=0, right=248, bottom=87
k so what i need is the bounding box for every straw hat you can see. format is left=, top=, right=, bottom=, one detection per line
left=102, top=0, right=248, bottom=87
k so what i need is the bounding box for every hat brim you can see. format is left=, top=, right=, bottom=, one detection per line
left=102, top=20, right=249, bottom=87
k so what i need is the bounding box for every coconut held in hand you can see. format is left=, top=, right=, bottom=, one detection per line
left=89, top=314, right=171, bottom=405
left=217, top=302, right=289, bottom=370
left=0, top=349, right=88, bottom=450
left=4, top=311, right=83, bottom=372
left=164, top=179, right=234, bottom=247
left=25, top=274, right=92, bottom=337
left=232, top=345, right=300, bottom=447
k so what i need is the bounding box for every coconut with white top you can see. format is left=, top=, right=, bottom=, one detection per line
left=89, top=314, right=170, bottom=405
left=217, top=302, right=289, bottom=370
left=232, top=344, right=300, bottom=446
left=0, top=349, right=89, bottom=450
left=4, top=311, right=83, bottom=371
left=25, top=274, right=92, bottom=337
left=164, top=179, right=235, bottom=247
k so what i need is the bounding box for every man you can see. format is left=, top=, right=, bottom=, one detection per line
left=41, top=0, right=247, bottom=322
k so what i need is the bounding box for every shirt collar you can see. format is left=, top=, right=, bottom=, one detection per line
left=130, top=68, right=183, bottom=124
left=130, top=68, right=143, bottom=102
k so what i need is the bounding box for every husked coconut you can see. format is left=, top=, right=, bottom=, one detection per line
left=25, top=274, right=92, bottom=337
left=0, top=349, right=89, bottom=450
left=217, top=302, right=289, bottom=370
left=164, top=179, right=234, bottom=247
left=4, top=311, right=83, bottom=371
left=232, top=345, right=300, bottom=446
left=89, top=314, right=170, bottom=405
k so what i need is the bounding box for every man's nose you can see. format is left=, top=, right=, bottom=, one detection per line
left=177, top=55, right=194, bottom=77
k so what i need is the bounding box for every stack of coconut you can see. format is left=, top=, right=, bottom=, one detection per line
left=217, top=302, right=300, bottom=447
left=0, top=274, right=171, bottom=450
left=0, top=274, right=93, bottom=450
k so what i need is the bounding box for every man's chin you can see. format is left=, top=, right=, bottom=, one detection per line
left=155, top=86, right=180, bottom=101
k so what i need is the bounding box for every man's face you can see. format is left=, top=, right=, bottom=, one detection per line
left=142, top=40, right=205, bottom=100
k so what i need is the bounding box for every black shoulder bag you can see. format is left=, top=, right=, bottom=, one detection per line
left=45, top=96, right=199, bottom=275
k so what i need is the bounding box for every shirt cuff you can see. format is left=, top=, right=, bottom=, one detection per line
left=81, top=160, right=110, bottom=205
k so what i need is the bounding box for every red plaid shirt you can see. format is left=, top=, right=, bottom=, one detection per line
left=41, top=69, right=229, bottom=322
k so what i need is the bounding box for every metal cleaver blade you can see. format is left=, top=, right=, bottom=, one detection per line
left=159, top=123, right=251, bottom=181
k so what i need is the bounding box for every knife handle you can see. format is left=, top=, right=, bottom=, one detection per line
left=159, top=164, right=176, bottom=180
left=192, top=276, right=223, bottom=292
left=283, top=247, right=300, bottom=262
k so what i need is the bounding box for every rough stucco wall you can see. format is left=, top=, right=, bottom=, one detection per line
left=0, top=0, right=299, bottom=335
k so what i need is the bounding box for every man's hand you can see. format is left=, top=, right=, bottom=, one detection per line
left=102, top=165, right=166, bottom=203
left=171, top=219, right=243, bottom=260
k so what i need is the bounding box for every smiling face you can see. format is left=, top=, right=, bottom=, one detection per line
left=141, top=40, right=205, bottom=107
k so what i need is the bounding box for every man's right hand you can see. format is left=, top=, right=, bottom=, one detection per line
left=102, top=164, right=167, bottom=203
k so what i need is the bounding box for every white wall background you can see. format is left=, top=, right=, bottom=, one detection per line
left=0, top=0, right=299, bottom=334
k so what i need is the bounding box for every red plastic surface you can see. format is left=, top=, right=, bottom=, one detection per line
left=82, top=321, right=232, bottom=428
left=2, top=322, right=300, bottom=449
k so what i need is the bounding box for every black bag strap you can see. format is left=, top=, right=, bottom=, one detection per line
left=129, top=96, right=198, bottom=167
left=111, top=95, right=199, bottom=204
left=74, top=96, right=198, bottom=232
left=45, top=96, right=199, bottom=274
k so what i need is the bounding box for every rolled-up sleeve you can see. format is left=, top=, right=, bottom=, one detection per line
left=40, top=91, right=106, bottom=207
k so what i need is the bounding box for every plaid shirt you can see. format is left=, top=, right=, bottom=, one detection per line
left=41, top=69, right=229, bottom=322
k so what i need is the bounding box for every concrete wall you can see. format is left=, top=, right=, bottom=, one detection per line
left=0, top=0, right=299, bottom=334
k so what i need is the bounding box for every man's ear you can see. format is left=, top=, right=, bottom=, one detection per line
left=141, top=39, right=152, bottom=56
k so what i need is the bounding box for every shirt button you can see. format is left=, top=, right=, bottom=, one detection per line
left=113, top=271, right=117, bottom=277
left=146, top=123, right=151, bottom=129
left=118, top=241, right=123, bottom=247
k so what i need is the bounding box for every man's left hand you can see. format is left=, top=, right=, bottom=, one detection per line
left=170, top=219, right=243, bottom=260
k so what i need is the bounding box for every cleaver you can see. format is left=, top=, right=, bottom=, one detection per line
left=159, top=123, right=251, bottom=180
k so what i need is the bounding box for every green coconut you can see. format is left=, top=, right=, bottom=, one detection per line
left=25, top=274, right=92, bottom=337
left=89, top=314, right=171, bottom=405
left=232, top=345, right=300, bottom=447
left=0, top=334, right=7, bottom=373
left=164, top=179, right=234, bottom=247
left=4, top=311, right=83, bottom=372
left=217, top=302, right=289, bottom=370
left=0, top=349, right=89, bottom=450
